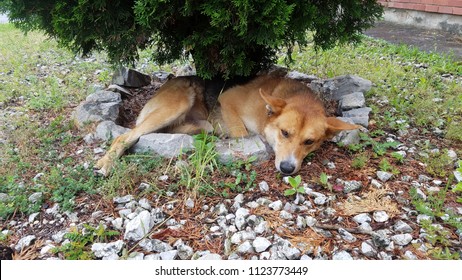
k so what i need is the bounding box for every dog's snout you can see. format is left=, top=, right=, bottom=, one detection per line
left=280, top=161, right=296, bottom=175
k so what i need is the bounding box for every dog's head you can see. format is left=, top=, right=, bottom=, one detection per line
left=260, top=89, right=359, bottom=175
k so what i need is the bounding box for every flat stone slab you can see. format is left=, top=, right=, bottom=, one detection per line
left=131, top=133, right=195, bottom=158
left=95, top=120, right=130, bottom=141
left=311, top=74, right=372, bottom=101
left=339, top=92, right=366, bottom=110
left=342, top=107, right=372, bottom=128
left=215, top=135, right=272, bottom=164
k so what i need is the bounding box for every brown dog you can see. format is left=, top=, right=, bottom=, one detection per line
left=95, top=74, right=359, bottom=175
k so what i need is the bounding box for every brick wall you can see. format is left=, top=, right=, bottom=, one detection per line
left=378, top=0, right=462, bottom=15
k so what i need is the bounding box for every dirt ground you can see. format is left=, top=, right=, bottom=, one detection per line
left=364, top=21, right=462, bottom=61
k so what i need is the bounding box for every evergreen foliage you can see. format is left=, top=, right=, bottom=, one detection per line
left=1, top=0, right=382, bottom=79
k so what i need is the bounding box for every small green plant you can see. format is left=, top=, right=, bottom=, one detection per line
left=0, top=175, right=43, bottom=219
left=391, top=152, right=405, bottom=164
left=178, top=132, right=218, bottom=194
left=421, top=149, right=454, bottom=177
left=284, top=175, right=305, bottom=196
left=52, top=224, right=120, bottom=260
left=351, top=153, right=369, bottom=169
left=318, top=172, right=332, bottom=191
left=452, top=161, right=462, bottom=203
left=378, top=158, right=398, bottom=174
left=347, top=132, right=399, bottom=157
left=220, top=156, right=258, bottom=197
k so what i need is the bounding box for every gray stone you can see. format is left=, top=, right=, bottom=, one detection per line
left=377, top=171, right=393, bottom=182
left=28, top=192, right=43, bottom=203
left=15, top=235, right=36, bottom=251
left=332, top=250, right=353, bottom=260
left=124, top=210, right=154, bottom=241
left=281, top=246, right=301, bottom=260
left=252, top=237, right=271, bottom=253
left=339, top=228, right=357, bottom=243
left=372, top=231, right=391, bottom=247
left=230, top=232, right=243, bottom=244
left=73, top=90, right=122, bottom=128
left=371, top=179, right=383, bottom=188
left=176, top=64, right=196, bottom=76
left=414, top=188, right=427, bottom=201
left=268, top=200, right=283, bottom=211
left=343, top=180, right=362, bottom=193
left=107, top=84, right=132, bottom=97
left=339, top=92, right=366, bottom=110
left=139, top=239, right=173, bottom=252
left=373, top=211, right=389, bottom=223
left=342, top=107, right=372, bottom=127
left=28, top=212, right=40, bottom=223
left=46, top=203, right=60, bottom=215
left=215, top=135, right=271, bottom=164
left=391, top=233, right=413, bottom=246
left=296, top=215, right=306, bottom=229
left=305, top=216, right=317, bottom=227
left=454, top=170, right=462, bottom=183
left=177, top=244, right=194, bottom=260
left=237, top=241, right=254, bottom=254
left=86, top=90, right=122, bottom=103
left=378, top=251, right=392, bottom=260
left=286, top=71, right=319, bottom=83
left=160, top=250, right=178, bottom=260
left=254, top=220, right=269, bottom=234
left=312, top=74, right=372, bottom=101
left=393, top=220, right=413, bottom=233
left=40, top=244, right=55, bottom=256
left=0, top=193, right=10, bottom=202
left=198, top=253, right=222, bottom=260
left=113, top=195, right=134, bottom=204
left=353, top=213, right=372, bottom=224
left=361, top=241, right=377, bottom=257
left=404, top=250, right=418, bottom=260
left=144, top=254, right=161, bottom=260
left=112, top=67, right=151, bottom=88
left=91, top=240, right=124, bottom=258
left=131, top=133, right=194, bottom=158
left=258, top=181, right=269, bottom=192
left=185, top=198, right=195, bottom=209
left=52, top=231, right=67, bottom=243
left=138, top=198, right=151, bottom=210
left=95, top=120, right=130, bottom=141
left=214, top=203, right=228, bottom=216
left=279, top=210, right=293, bottom=220
left=235, top=208, right=250, bottom=230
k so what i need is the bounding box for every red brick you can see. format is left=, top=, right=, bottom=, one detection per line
left=425, top=4, right=440, bottom=11
left=432, top=0, right=449, bottom=5
left=438, top=5, right=454, bottom=13
left=453, top=7, right=462, bottom=14
left=420, top=0, right=434, bottom=4
left=452, top=0, right=462, bottom=7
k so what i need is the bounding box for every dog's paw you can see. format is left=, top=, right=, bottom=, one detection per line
left=94, top=157, right=111, bottom=177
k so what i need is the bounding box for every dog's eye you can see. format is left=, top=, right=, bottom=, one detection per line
left=304, top=139, right=314, bottom=145
left=281, top=129, right=289, bottom=138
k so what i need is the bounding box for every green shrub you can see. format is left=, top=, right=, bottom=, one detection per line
left=1, top=0, right=382, bottom=79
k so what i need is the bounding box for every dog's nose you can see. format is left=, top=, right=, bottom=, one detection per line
left=280, top=161, right=295, bottom=175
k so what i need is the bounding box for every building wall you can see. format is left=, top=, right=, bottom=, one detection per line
left=378, top=0, right=462, bottom=16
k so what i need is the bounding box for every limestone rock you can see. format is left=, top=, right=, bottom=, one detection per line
left=215, top=135, right=271, bottom=164
left=112, top=67, right=151, bottom=88
left=131, top=133, right=194, bottom=158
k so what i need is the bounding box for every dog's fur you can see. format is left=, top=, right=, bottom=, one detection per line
left=95, top=74, right=359, bottom=176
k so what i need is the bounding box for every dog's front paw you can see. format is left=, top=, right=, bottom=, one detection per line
left=94, top=156, right=113, bottom=177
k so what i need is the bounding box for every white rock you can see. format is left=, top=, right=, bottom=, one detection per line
left=377, top=171, right=393, bottom=182
left=404, top=250, right=418, bottom=260
left=253, top=237, right=272, bottom=253
left=237, top=241, right=254, bottom=254
left=361, top=241, right=377, bottom=257
left=391, top=233, right=413, bottom=246
left=279, top=210, right=293, bottom=220
left=15, top=235, right=36, bottom=251
left=113, top=195, right=134, bottom=204
left=40, top=244, right=55, bottom=255
left=353, top=213, right=371, bottom=224
left=370, top=179, right=383, bottom=188
left=373, top=211, right=389, bottom=223
left=254, top=220, right=269, bottom=234
left=305, top=216, right=317, bottom=227
left=332, top=250, right=353, bottom=260
left=144, top=254, right=161, bottom=260
left=177, top=244, right=194, bottom=260
left=198, top=253, right=222, bottom=260
left=28, top=192, right=43, bottom=203
left=268, top=200, right=283, bottom=211
left=393, top=220, right=413, bottom=233
left=339, top=228, right=357, bottom=243
left=28, top=212, right=40, bottom=223
left=185, top=197, right=195, bottom=209
left=259, top=181, right=269, bottom=192
left=416, top=214, right=432, bottom=223
left=160, top=250, right=178, bottom=260
left=91, top=240, right=124, bottom=258
left=124, top=210, right=154, bottom=241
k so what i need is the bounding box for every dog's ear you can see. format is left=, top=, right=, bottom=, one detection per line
left=259, top=89, right=286, bottom=116
left=325, top=117, right=360, bottom=139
